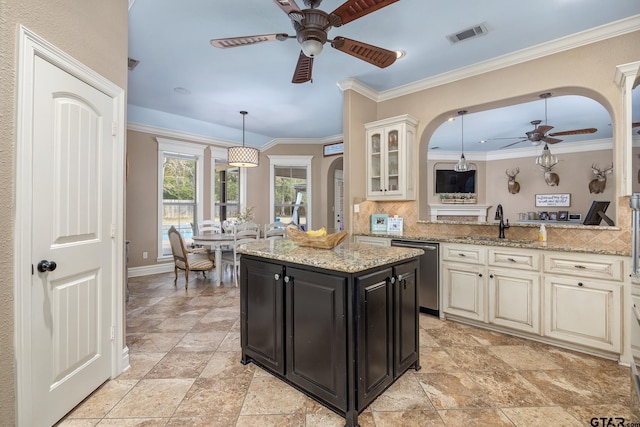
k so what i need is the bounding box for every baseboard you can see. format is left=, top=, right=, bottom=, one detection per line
left=128, top=263, right=173, bottom=277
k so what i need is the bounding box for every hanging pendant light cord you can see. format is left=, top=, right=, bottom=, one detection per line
left=241, top=110, right=247, bottom=148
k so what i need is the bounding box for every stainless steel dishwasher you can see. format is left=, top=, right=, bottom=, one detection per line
left=391, top=240, right=439, bottom=316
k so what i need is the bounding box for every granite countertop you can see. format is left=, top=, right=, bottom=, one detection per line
left=237, top=239, right=424, bottom=273
left=357, top=233, right=630, bottom=257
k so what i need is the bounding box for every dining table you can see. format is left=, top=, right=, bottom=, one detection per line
left=192, top=233, right=235, bottom=286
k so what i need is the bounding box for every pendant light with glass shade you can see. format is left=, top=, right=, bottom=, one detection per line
left=454, top=110, right=469, bottom=172
left=534, top=93, right=558, bottom=168
left=228, top=111, right=259, bottom=167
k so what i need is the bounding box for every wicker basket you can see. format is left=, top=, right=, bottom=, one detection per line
left=286, top=228, right=348, bottom=249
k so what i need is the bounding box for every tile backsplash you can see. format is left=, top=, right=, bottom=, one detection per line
left=352, top=197, right=631, bottom=254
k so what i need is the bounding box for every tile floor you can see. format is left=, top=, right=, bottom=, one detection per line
left=58, top=270, right=638, bottom=426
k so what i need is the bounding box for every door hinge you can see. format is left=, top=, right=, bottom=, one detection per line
left=111, top=122, right=117, bottom=136
left=111, top=224, right=116, bottom=238
left=110, top=326, right=115, bottom=341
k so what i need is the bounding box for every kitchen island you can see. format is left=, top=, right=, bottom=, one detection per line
left=237, top=239, right=424, bottom=427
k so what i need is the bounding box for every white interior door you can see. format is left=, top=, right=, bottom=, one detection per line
left=29, top=54, right=114, bottom=426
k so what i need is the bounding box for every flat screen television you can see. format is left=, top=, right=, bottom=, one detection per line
left=583, top=200, right=612, bottom=225
left=435, top=169, right=476, bottom=193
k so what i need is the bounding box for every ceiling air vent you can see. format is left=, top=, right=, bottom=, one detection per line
left=446, top=23, right=488, bottom=44
left=128, top=57, right=140, bottom=71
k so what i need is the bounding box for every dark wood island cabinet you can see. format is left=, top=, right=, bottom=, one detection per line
left=238, top=240, right=424, bottom=427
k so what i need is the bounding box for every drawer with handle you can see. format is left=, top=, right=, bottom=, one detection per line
left=441, top=244, right=485, bottom=265
left=488, top=248, right=540, bottom=271
left=543, top=252, right=623, bottom=281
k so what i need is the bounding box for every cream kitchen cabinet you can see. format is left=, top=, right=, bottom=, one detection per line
left=354, top=235, right=391, bottom=247
left=365, top=114, right=418, bottom=201
left=441, top=243, right=486, bottom=322
left=442, top=261, right=486, bottom=322
left=543, top=252, right=622, bottom=353
left=487, top=247, right=541, bottom=334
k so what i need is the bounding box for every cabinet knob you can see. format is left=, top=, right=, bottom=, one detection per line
left=574, top=265, right=587, bottom=269
left=489, top=274, right=494, bottom=278
left=389, top=276, right=396, bottom=284
left=397, top=274, right=403, bottom=282
left=507, top=258, right=516, bottom=262
left=458, top=253, right=466, bottom=257
left=274, top=273, right=280, bottom=280
left=284, top=276, right=290, bottom=283
left=478, top=273, right=483, bottom=277
left=578, top=282, right=584, bottom=287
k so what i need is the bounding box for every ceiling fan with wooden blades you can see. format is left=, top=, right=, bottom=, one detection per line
left=210, top=0, right=399, bottom=84
left=493, top=93, right=597, bottom=149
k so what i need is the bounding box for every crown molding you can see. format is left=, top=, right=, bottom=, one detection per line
left=428, top=138, right=615, bottom=161
left=342, top=15, right=640, bottom=103
left=128, top=121, right=343, bottom=152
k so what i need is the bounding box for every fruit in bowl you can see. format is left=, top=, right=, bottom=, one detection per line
left=286, top=226, right=348, bottom=249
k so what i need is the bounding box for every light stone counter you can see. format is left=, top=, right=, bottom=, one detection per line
left=237, top=239, right=424, bottom=273
left=356, top=233, right=629, bottom=257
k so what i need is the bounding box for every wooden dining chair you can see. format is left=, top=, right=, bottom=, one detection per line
left=168, top=226, right=215, bottom=289
left=264, top=222, right=286, bottom=240
left=197, top=220, right=222, bottom=235
left=221, top=227, right=260, bottom=287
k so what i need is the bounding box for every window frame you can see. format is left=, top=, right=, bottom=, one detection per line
left=157, top=138, right=205, bottom=261
left=268, top=155, right=313, bottom=227
left=210, top=147, right=247, bottom=221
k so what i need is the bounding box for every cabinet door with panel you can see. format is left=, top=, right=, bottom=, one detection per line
left=356, top=268, right=393, bottom=409
left=365, top=114, right=417, bottom=201
left=240, top=257, right=285, bottom=374
left=393, top=260, right=420, bottom=376
left=285, top=266, right=347, bottom=411
left=488, top=268, right=540, bottom=334
left=441, top=262, right=486, bottom=322
left=543, top=276, right=621, bottom=353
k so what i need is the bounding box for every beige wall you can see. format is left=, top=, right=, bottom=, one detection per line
left=425, top=149, right=616, bottom=222
left=345, top=31, right=639, bottom=250
left=0, top=0, right=128, bottom=423
left=125, top=133, right=334, bottom=268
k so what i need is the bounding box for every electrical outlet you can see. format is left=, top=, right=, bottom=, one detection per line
left=354, top=204, right=360, bottom=213
left=142, top=251, right=148, bottom=259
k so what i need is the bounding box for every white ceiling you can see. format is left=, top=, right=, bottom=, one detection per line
left=127, top=0, right=640, bottom=152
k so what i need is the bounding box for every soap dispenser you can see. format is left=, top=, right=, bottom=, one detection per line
left=538, top=224, right=547, bottom=242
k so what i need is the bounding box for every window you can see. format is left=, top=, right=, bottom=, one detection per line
left=269, top=155, right=312, bottom=230
left=158, top=139, right=205, bottom=259
left=214, top=165, right=240, bottom=221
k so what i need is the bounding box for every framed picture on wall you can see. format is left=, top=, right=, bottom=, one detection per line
left=558, top=211, right=569, bottom=221
left=549, top=212, right=558, bottom=221
left=323, top=142, right=344, bottom=157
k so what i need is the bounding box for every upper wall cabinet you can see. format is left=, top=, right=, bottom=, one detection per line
left=365, top=114, right=418, bottom=201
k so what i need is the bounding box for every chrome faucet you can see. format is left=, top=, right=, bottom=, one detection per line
left=495, top=204, right=510, bottom=239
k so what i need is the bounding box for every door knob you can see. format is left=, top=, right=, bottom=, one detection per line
left=37, top=260, right=57, bottom=272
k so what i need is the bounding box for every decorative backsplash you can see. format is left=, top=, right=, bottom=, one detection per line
left=353, top=196, right=632, bottom=254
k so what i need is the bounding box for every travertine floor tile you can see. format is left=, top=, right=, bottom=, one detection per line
left=66, top=379, right=138, bottom=419
left=416, top=372, right=494, bottom=409
left=106, top=378, right=194, bottom=418
left=57, top=272, right=634, bottom=426
left=501, top=406, right=582, bottom=426
left=488, top=345, right=563, bottom=370
left=438, top=408, right=514, bottom=426
left=369, top=373, right=434, bottom=412
left=372, top=409, right=445, bottom=426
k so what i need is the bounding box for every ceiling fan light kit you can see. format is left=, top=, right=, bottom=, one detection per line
left=535, top=143, right=558, bottom=169
left=210, top=0, right=400, bottom=84
left=228, top=111, right=259, bottom=168
left=454, top=110, right=469, bottom=172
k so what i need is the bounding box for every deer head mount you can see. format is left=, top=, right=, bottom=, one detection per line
left=505, top=168, right=520, bottom=194
left=588, top=163, right=613, bottom=194
left=540, top=164, right=560, bottom=186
